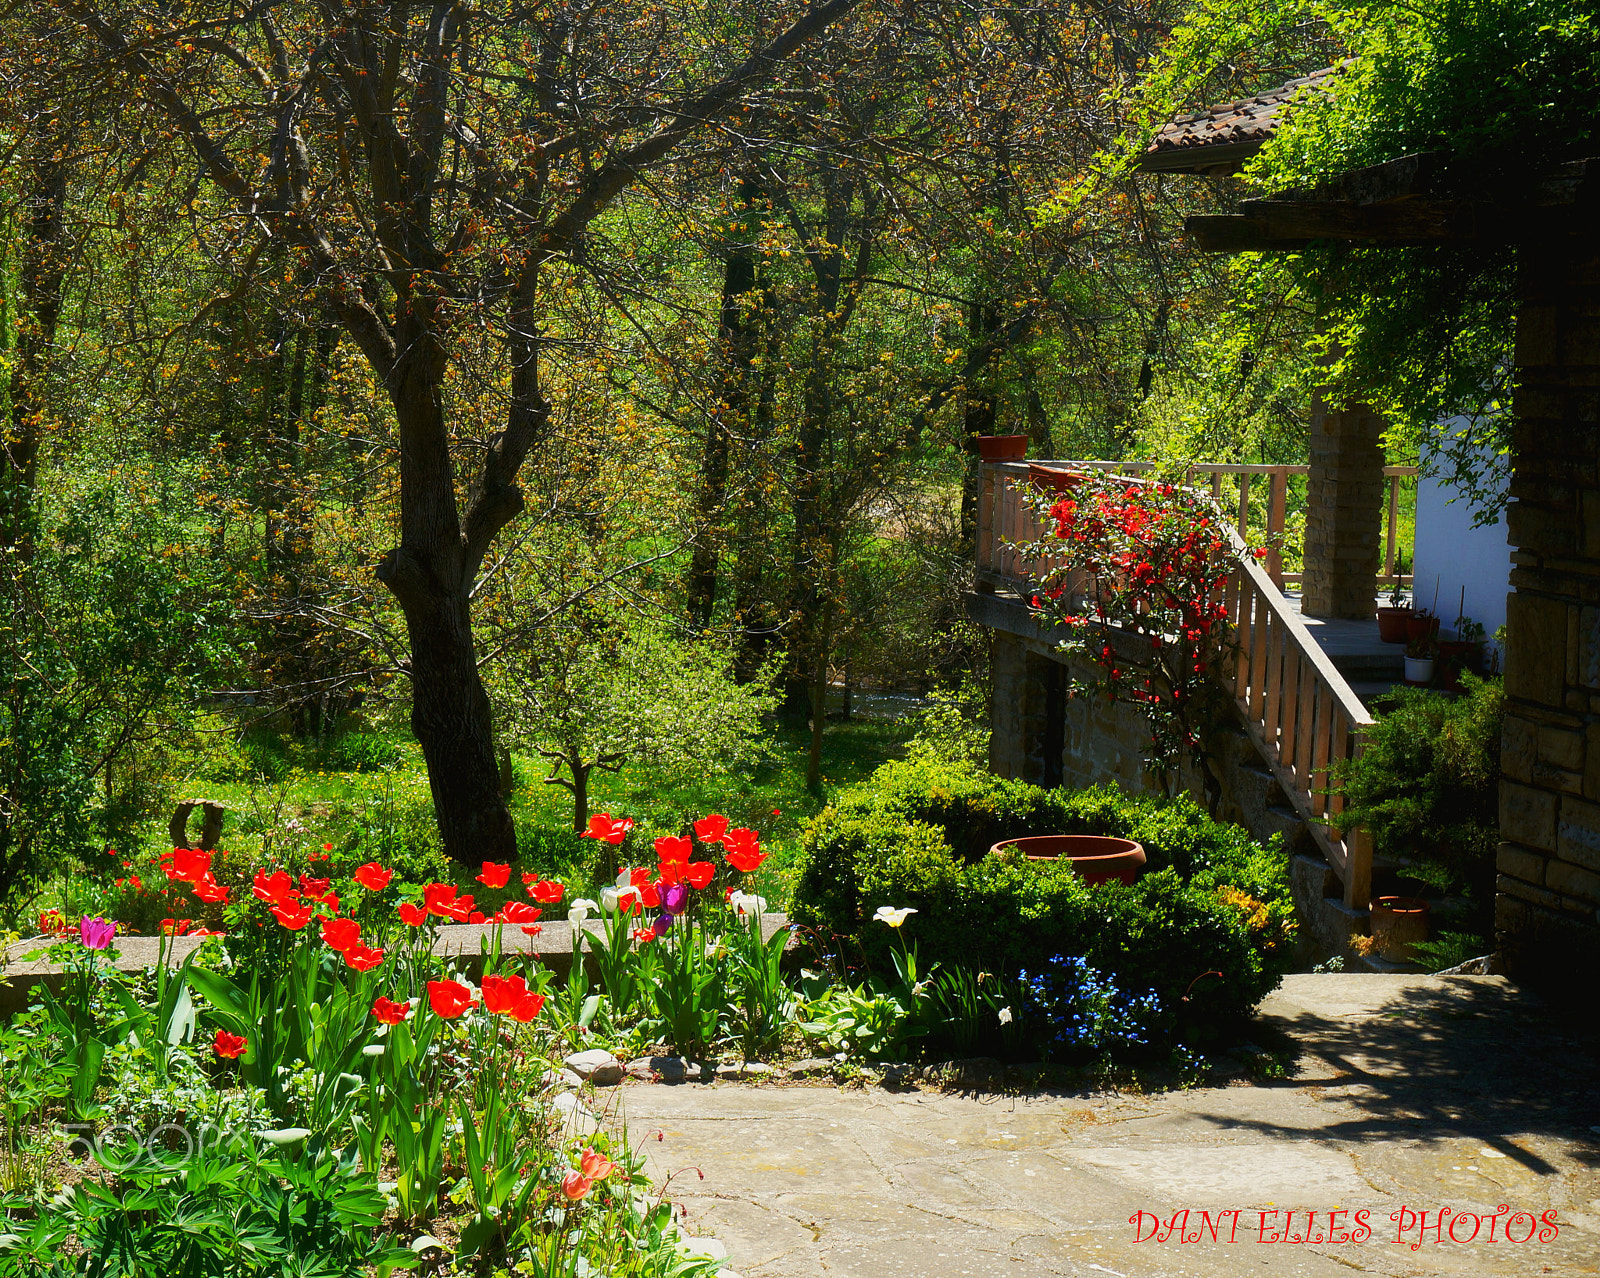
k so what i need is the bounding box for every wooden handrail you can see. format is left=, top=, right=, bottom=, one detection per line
left=975, top=460, right=1378, bottom=910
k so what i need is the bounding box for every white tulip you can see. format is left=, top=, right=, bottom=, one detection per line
left=729, top=890, right=768, bottom=917
left=872, top=905, right=918, bottom=928
left=998, top=1006, right=1013, bottom=1025
left=568, top=898, right=598, bottom=926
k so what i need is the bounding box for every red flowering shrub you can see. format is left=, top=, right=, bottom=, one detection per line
left=1020, top=470, right=1244, bottom=802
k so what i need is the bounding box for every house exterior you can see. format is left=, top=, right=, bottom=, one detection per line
left=968, top=72, right=1600, bottom=1000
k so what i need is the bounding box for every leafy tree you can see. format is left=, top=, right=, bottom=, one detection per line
left=492, top=617, right=778, bottom=832
left=45, top=0, right=866, bottom=861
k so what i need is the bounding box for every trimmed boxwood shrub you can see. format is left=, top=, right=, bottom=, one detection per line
left=792, top=758, right=1295, bottom=1045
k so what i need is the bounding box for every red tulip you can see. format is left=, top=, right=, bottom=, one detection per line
left=508, top=992, right=546, bottom=1022
left=398, top=901, right=428, bottom=927
left=579, top=1147, right=617, bottom=1182
left=320, top=916, right=362, bottom=953
left=213, top=1030, right=247, bottom=1060
left=468, top=910, right=486, bottom=924
left=371, top=995, right=410, bottom=1024
left=476, top=861, right=511, bottom=888
left=353, top=862, right=394, bottom=892
left=300, top=875, right=332, bottom=899
left=427, top=979, right=475, bottom=1019
left=271, top=901, right=314, bottom=930
left=722, top=828, right=765, bottom=873
left=191, top=873, right=230, bottom=904
left=561, top=1171, right=592, bottom=1201
left=683, top=861, right=715, bottom=889
left=582, top=813, right=634, bottom=845
left=344, top=943, right=385, bottom=971
left=529, top=879, right=565, bottom=904
left=163, top=847, right=213, bottom=883
left=491, top=901, right=543, bottom=935
left=480, top=973, right=532, bottom=1015
left=693, top=814, right=729, bottom=844
left=654, top=835, right=692, bottom=863
left=252, top=870, right=298, bottom=906
left=422, top=883, right=476, bottom=922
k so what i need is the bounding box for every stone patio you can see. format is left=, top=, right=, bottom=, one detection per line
left=621, top=973, right=1600, bottom=1277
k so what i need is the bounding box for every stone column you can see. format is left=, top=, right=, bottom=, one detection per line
left=1497, top=231, right=1600, bottom=999
left=1301, top=395, right=1387, bottom=619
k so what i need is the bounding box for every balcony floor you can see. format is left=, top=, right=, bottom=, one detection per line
left=1281, top=592, right=1406, bottom=703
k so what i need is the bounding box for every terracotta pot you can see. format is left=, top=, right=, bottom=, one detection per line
left=1028, top=464, right=1088, bottom=495
left=1371, top=896, right=1431, bottom=962
left=988, top=835, right=1146, bottom=886
left=1403, top=656, right=1434, bottom=686
left=1436, top=639, right=1483, bottom=691
left=1376, top=607, right=1411, bottom=643
left=975, top=434, right=1029, bottom=462
left=1405, top=613, right=1440, bottom=644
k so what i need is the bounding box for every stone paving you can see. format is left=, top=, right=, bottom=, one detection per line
left=619, top=974, right=1600, bottom=1277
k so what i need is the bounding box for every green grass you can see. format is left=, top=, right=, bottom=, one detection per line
left=144, top=712, right=915, bottom=909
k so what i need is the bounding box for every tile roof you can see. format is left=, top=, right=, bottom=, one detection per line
left=1139, top=65, right=1344, bottom=174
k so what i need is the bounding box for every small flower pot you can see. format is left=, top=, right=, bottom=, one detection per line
left=1371, top=896, right=1431, bottom=962
left=1405, top=613, right=1439, bottom=644
left=1403, top=656, right=1435, bottom=686
left=1376, top=606, right=1411, bottom=643
left=975, top=434, right=1029, bottom=462
left=988, top=835, right=1146, bottom=886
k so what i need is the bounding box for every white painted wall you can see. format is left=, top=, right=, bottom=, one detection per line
left=1411, top=423, right=1511, bottom=646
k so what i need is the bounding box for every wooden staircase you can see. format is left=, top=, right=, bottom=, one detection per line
left=975, top=460, right=1381, bottom=910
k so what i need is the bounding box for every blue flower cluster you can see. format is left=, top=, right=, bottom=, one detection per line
left=1018, top=955, right=1164, bottom=1060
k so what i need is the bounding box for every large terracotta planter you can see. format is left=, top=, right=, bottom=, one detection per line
left=976, top=434, right=1028, bottom=462
left=1405, top=613, right=1440, bottom=644
left=989, top=835, right=1146, bottom=886
left=1376, top=606, right=1411, bottom=643
left=1371, top=895, right=1431, bottom=962
left=1028, top=464, right=1088, bottom=495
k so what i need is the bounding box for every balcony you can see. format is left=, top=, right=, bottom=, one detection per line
left=969, top=459, right=1420, bottom=912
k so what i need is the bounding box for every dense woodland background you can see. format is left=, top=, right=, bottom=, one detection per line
left=0, top=0, right=1589, bottom=907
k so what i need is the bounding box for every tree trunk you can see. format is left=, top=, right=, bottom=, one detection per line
left=959, top=300, right=999, bottom=550
left=1, top=137, right=69, bottom=558
left=377, top=332, right=517, bottom=864
left=685, top=179, right=763, bottom=628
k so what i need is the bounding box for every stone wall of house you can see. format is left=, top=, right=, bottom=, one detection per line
left=1497, top=233, right=1600, bottom=1002
left=988, top=630, right=1159, bottom=792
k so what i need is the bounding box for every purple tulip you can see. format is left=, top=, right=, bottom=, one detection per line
left=78, top=916, right=115, bottom=950
left=652, top=912, right=674, bottom=938
left=660, top=883, right=689, bottom=917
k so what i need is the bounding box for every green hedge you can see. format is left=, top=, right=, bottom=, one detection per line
left=792, top=758, right=1296, bottom=1043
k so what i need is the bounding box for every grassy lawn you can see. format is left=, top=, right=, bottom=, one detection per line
left=147, top=711, right=916, bottom=910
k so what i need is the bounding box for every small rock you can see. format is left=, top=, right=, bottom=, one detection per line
left=921, top=1057, right=1005, bottom=1089
left=564, top=1048, right=624, bottom=1086
left=549, top=1090, right=598, bottom=1135
left=641, top=1055, right=700, bottom=1083
left=786, top=1057, right=836, bottom=1078
left=877, top=1062, right=916, bottom=1087
left=714, top=1061, right=772, bottom=1079
left=540, top=1068, right=582, bottom=1089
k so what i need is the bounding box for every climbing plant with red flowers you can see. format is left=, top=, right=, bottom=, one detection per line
left=1019, top=470, right=1249, bottom=806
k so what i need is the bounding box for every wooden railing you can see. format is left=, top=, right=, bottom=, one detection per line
left=980, top=460, right=1418, bottom=590
left=975, top=460, right=1377, bottom=909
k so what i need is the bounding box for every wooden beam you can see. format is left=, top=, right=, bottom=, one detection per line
left=1188, top=198, right=1509, bottom=252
